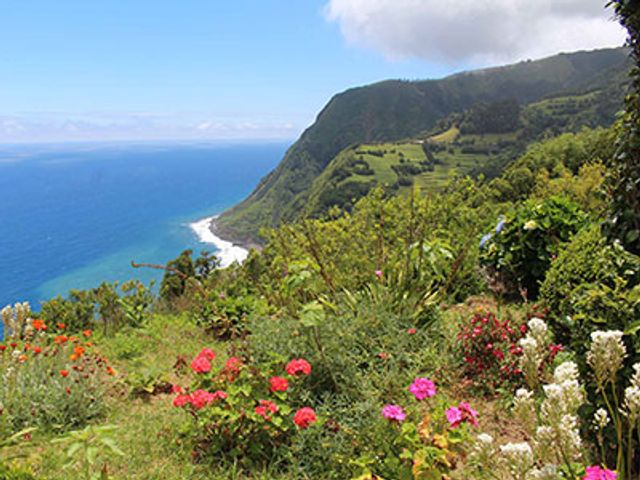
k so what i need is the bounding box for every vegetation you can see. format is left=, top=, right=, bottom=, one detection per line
left=217, top=47, right=630, bottom=243
left=2, top=5, right=640, bottom=479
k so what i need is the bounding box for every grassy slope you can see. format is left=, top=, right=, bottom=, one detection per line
left=7, top=300, right=527, bottom=479
left=216, top=47, right=630, bottom=243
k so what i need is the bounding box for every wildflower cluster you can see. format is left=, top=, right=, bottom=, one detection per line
left=355, top=377, right=477, bottom=478
left=0, top=313, right=112, bottom=432
left=457, top=310, right=527, bottom=389
left=518, top=317, right=563, bottom=390
left=468, top=324, right=640, bottom=479
left=173, top=349, right=317, bottom=464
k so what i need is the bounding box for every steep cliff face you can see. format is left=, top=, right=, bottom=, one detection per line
left=216, top=47, right=630, bottom=244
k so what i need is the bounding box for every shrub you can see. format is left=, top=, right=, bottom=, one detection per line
left=351, top=377, right=476, bottom=479
left=540, top=224, right=640, bottom=351
left=0, top=316, right=112, bottom=433
left=479, top=195, right=588, bottom=299
left=456, top=310, right=527, bottom=391
left=172, top=348, right=318, bottom=469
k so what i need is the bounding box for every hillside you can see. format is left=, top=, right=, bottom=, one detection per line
left=215, top=47, right=630, bottom=244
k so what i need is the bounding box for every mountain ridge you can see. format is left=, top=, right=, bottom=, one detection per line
left=215, top=47, right=631, bottom=245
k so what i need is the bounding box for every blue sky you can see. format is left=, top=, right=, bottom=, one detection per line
left=0, top=0, right=626, bottom=142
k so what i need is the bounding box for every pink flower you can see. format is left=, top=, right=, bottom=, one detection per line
left=188, top=389, right=227, bottom=410
left=409, top=377, right=437, bottom=400
left=191, top=355, right=212, bottom=373
left=375, top=270, right=383, bottom=278
left=446, top=401, right=478, bottom=428
left=407, top=328, right=417, bottom=335
left=583, top=466, right=617, bottom=480
left=224, top=356, right=243, bottom=374
left=446, top=406, right=463, bottom=427
left=381, top=404, right=406, bottom=422
left=198, top=348, right=216, bottom=361
left=285, top=358, right=312, bottom=376
left=172, top=384, right=183, bottom=394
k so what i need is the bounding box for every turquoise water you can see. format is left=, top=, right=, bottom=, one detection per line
left=0, top=141, right=284, bottom=316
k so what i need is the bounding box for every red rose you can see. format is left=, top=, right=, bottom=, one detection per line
left=270, top=376, right=289, bottom=392
left=285, top=358, right=311, bottom=376
left=191, top=356, right=212, bottom=374
left=293, top=407, right=317, bottom=429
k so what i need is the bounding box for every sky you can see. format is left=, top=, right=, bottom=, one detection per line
left=0, top=0, right=627, bottom=143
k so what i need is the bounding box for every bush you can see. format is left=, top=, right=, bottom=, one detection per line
left=540, top=224, right=640, bottom=375
left=172, top=347, right=318, bottom=469
left=456, top=310, right=527, bottom=391
left=0, top=316, right=112, bottom=433
left=480, top=196, right=588, bottom=299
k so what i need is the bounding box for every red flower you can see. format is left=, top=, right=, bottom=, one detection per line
left=407, top=328, right=417, bottom=335
left=188, top=389, right=227, bottom=410
left=285, top=358, right=312, bottom=376
left=32, top=319, right=46, bottom=331
left=33, top=346, right=42, bottom=354
left=0, top=345, right=5, bottom=352
left=224, top=356, right=243, bottom=374
left=191, top=355, right=212, bottom=374
left=173, top=394, right=190, bottom=407
left=255, top=400, right=278, bottom=420
left=293, top=407, right=317, bottom=429
left=172, top=384, right=184, bottom=394
left=65, top=387, right=71, bottom=395
left=57, top=322, right=66, bottom=330
left=54, top=335, right=68, bottom=345
left=198, top=348, right=216, bottom=361
left=83, top=329, right=92, bottom=338
left=269, top=376, right=289, bottom=392
left=60, top=370, right=69, bottom=378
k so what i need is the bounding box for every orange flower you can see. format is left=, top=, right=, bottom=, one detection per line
left=57, top=323, right=66, bottom=330
left=54, top=335, right=68, bottom=344
left=33, top=346, right=42, bottom=354
left=32, top=319, right=46, bottom=331
left=18, top=354, right=28, bottom=363
left=60, top=370, right=69, bottom=377
left=106, top=366, right=116, bottom=376
left=24, top=343, right=31, bottom=351
left=74, top=346, right=85, bottom=356
left=83, top=329, right=92, bottom=338
left=70, top=354, right=79, bottom=361
left=86, top=342, right=93, bottom=347
left=69, top=336, right=78, bottom=343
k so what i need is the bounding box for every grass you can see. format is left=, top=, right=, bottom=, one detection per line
left=429, top=126, right=460, bottom=144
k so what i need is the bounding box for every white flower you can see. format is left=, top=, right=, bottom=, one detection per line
left=587, top=330, right=626, bottom=386
left=500, top=442, right=534, bottom=477
left=527, top=464, right=558, bottom=480
left=477, top=433, right=494, bottom=445
left=593, top=408, right=609, bottom=430
left=553, top=361, right=579, bottom=383
left=623, top=386, right=640, bottom=423
left=630, top=363, right=640, bottom=389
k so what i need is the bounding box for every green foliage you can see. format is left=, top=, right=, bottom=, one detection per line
left=460, top=98, right=521, bottom=134
left=0, top=464, right=35, bottom=480
left=217, top=48, right=629, bottom=243
left=480, top=196, right=588, bottom=299
left=605, top=0, right=640, bottom=255
left=160, top=250, right=196, bottom=301
left=540, top=223, right=640, bottom=363
left=39, top=280, right=153, bottom=335
left=52, top=425, right=124, bottom=480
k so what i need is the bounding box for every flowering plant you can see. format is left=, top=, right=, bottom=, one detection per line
left=0, top=312, right=112, bottom=433
left=173, top=349, right=318, bottom=466
left=456, top=310, right=527, bottom=390
left=352, top=377, right=476, bottom=479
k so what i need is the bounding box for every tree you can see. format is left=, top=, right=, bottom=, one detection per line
left=605, top=0, right=640, bottom=254
left=160, top=249, right=196, bottom=301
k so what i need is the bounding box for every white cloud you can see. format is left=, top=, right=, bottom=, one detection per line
left=325, top=0, right=627, bottom=64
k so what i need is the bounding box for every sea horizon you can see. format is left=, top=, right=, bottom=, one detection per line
left=0, top=140, right=285, bottom=316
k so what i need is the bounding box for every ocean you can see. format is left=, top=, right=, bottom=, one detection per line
left=0, top=141, right=285, bottom=324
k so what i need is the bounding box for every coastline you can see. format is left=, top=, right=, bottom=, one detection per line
left=189, top=215, right=253, bottom=268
